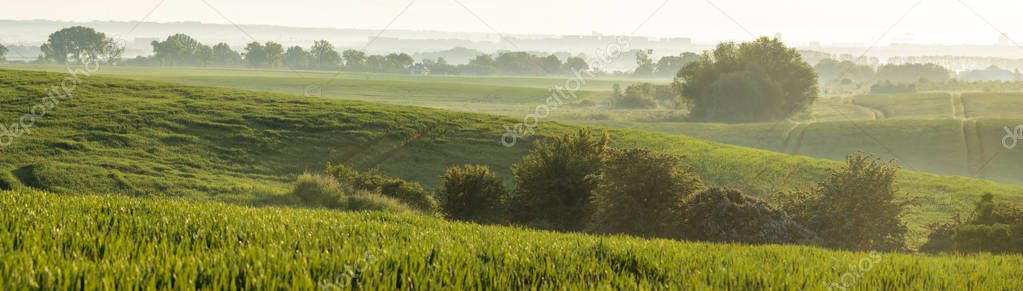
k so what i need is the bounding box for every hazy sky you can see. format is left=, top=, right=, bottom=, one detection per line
left=5, top=0, right=1023, bottom=45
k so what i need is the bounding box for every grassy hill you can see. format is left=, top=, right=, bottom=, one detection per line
left=2, top=69, right=1023, bottom=246
left=2, top=189, right=1020, bottom=289
left=7, top=65, right=1022, bottom=187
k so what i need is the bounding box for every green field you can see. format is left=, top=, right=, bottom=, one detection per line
left=3, top=64, right=665, bottom=91
left=2, top=68, right=1023, bottom=246
left=2, top=189, right=1020, bottom=290
left=8, top=65, right=1020, bottom=187
left=2, top=67, right=1023, bottom=288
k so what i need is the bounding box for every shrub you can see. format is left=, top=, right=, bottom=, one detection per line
left=611, top=83, right=658, bottom=109
left=919, top=221, right=958, bottom=253
left=290, top=173, right=416, bottom=214
left=439, top=164, right=507, bottom=223
left=795, top=153, right=912, bottom=251
left=510, top=129, right=608, bottom=231
left=921, top=194, right=1023, bottom=254
left=291, top=173, right=348, bottom=208
left=326, top=163, right=438, bottom=213
left=972, top=193, right=1023, bottom=225
left=343, top=190, right=416, bottom=214
left=680, top=188, right=816, bottom=244
left=589, top=148, right=703, bottom=238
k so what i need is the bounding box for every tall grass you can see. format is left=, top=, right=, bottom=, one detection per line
left=0, top=190, right=1020, bottom=289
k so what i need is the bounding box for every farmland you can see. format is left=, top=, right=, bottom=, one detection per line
left=0, top=63, right=1022, bottom=289
left=6, top=64, right=1020, bottom=186
left=2, top=68, right=1023, bottom=245
left=2, top=189, right=1021, bottom=289
left=6, top=1, right=1023, bottom=288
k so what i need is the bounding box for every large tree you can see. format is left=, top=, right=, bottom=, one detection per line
left=510, top=129, right=608, bottom=231
left=150, top=34, right=204, bottom=66
left=40, top=26, right=122, bottom=64
left=243, top=41, right=284, bottom=68
left=263, top=42, right=284, bottom=68
left=633, top=49, right=655, bottom=77
left=342, top=49, right=366, bottom=70
left=782, top=153, right=912, bottom=251
left=283, top=46, right=312, bottom=69
left=674, top=37, right=818, bottom=123
left=211, top=43, right=242, bottom=67
left=310, top=40, right=342, bottom=70
left=589, top=148, right=703, bottom=238
left=0, top=43, right=7, bottom=63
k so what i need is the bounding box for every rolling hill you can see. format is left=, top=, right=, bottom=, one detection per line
left=2, top=68, right=1023, bottom=246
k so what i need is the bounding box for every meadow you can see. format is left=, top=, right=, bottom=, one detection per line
left=8, top=64, right=1017, bottom=186
left=2, top=189, right=1021, bottom=290
left=2, top=68, right=1022, bottom=247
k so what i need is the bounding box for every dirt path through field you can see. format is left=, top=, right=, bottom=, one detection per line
left=951, top=94, right=966, bottom=119
left=961, top=119, right=989, bottom=179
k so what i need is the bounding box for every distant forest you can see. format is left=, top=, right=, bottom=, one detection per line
left=4, top=25, right=1023, bottom=82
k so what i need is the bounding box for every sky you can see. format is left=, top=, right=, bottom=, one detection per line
left=4, top=0, right=1023, bottom=45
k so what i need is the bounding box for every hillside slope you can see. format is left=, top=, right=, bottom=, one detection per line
left=1, top=69, right=1022, bottom=244
left=1, top=189, right=1019, bottom=290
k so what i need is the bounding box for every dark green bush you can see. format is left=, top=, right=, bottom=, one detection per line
left=921, top=194, right=1023, bottom=254
left=439, top=164, right=507, bottom=223
left=680, top=188, right=816, bottom=244
left=589, top=148, right=703, bottom=238
left=510, top=129, right=608, bottom=231
left=326, top=163, right=438, bottom=213
left=611, top=83, right=658, bottom=109
left=674, top=37, right=818, bottom=123
left=972, top=193, right=1023, bottom=225
left=788, top=153, right=911, bottom=251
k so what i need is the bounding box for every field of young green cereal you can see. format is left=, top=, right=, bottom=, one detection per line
left=2, top=190, right=1021, bottom=290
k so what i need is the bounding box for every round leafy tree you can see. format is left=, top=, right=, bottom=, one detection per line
left=674, top=37, right=818, bottom=123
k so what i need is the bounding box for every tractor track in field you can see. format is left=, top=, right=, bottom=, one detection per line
left=335, top=132, right=393, bottom=165
left=961, top=119, right=988, bottom=179
left=974, top=121, right=988, bottom=179
left=363, top=125, right=438, bottom=169
left=848, top=97, right=887, bottom=120
left=951, top=94, right=967, bottom=119
left=780, top=123, right=809, bottom=155
left=961, top=119, right=974, bottom=176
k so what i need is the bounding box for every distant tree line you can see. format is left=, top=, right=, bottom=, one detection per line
left=632, top=49, right=700, bottom=77
left=420, top=51, right=590, bottom=76
left=0, top=43, right=7, bottom=63
left=815, top=59, right=961, bottom=84
left=108, top=32, right=594, bottom=76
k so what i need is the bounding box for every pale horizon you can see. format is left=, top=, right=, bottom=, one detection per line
left=3, top=0, right=1023, bottom=46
